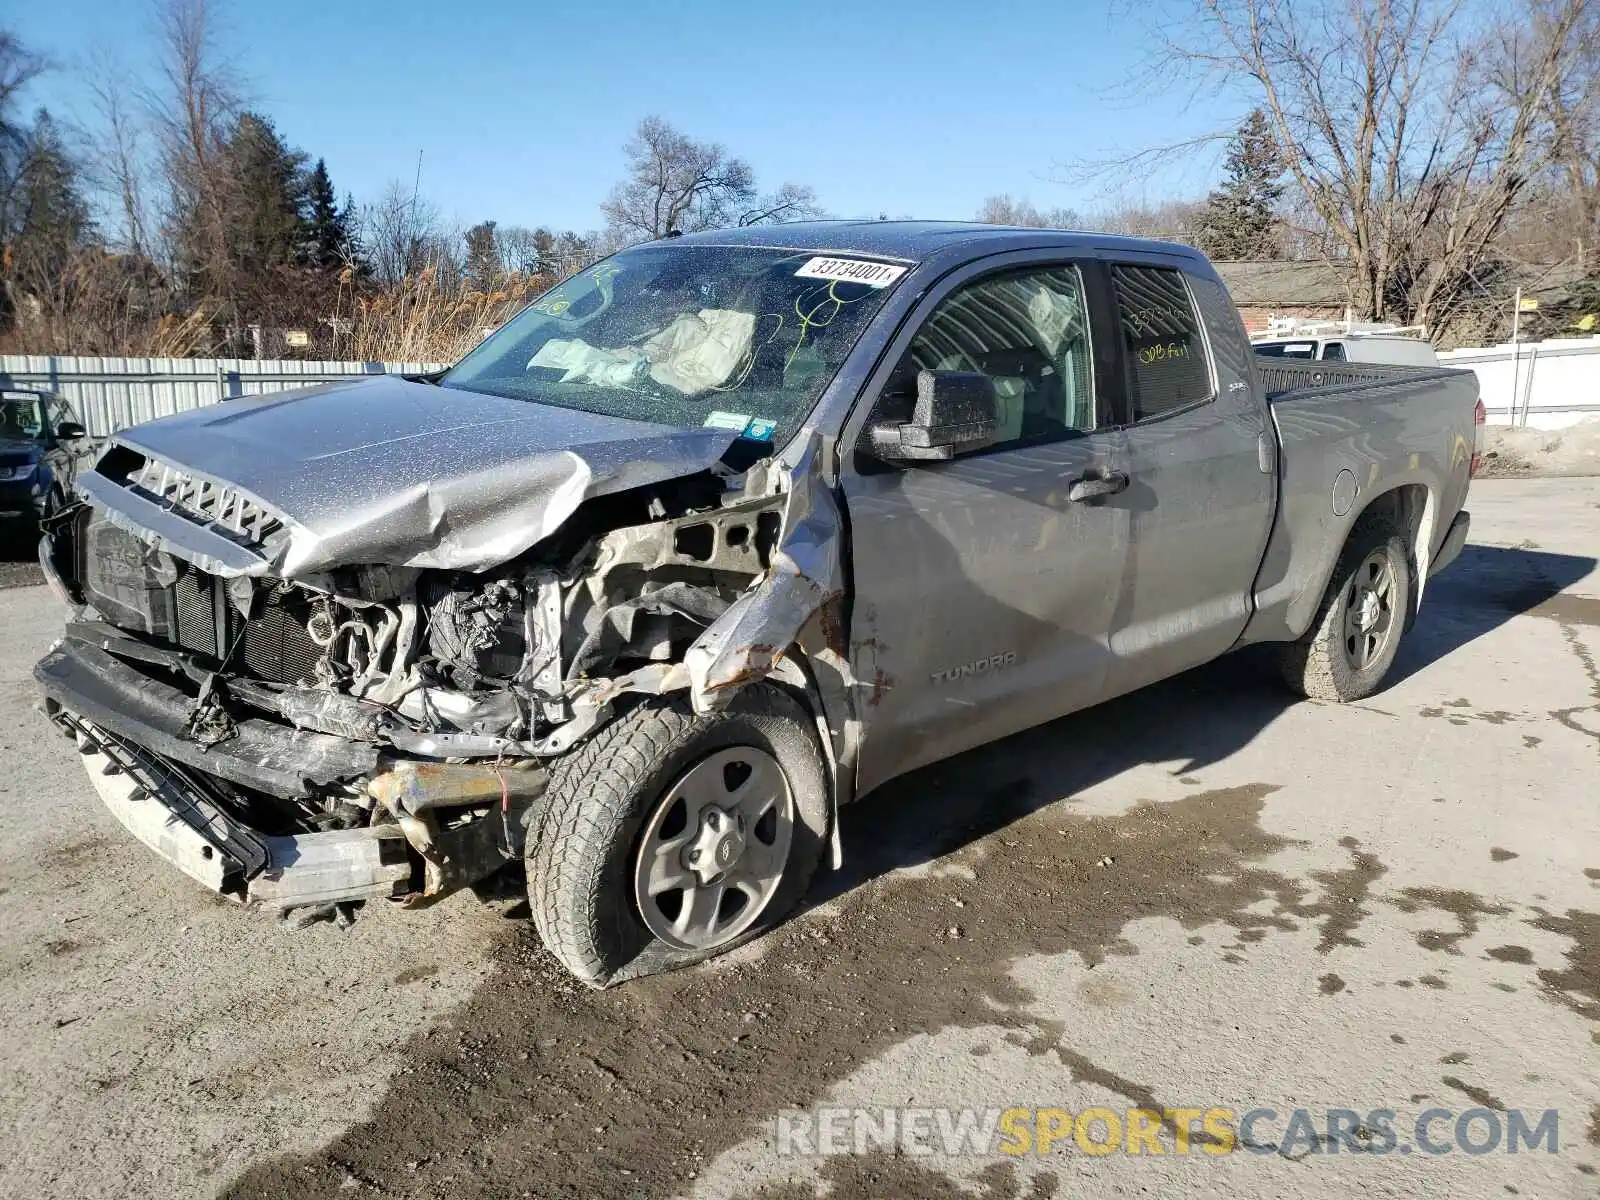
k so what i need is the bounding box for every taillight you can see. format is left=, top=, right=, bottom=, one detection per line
left=1470, top=398, right=1485, bottom=477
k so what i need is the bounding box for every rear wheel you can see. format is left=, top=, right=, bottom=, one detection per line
left=1279, top=512, right=1412, bottom=702
left=527, top=685, right=829, bottom=986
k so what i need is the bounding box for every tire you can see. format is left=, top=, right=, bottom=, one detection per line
left=1279, top=511, right=1412, bottom=702
left=527, top=685, right=829, bottom=986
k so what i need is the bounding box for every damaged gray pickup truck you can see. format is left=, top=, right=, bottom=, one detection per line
left=33, top=222, right=1480, bottom=985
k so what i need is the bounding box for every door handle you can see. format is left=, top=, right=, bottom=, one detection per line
left=1067, top=471, right=1129, bottom=502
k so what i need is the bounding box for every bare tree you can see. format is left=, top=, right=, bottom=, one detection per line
left=602, top=117, right=819, bottom=242
left=1086, top=195, right=1202, bottom=242
left=496, top=224, right=547, bottom=275
left=737, top=181, right=824, bottom=226
left=0, top=29, right=47, bottom=240
left=146, top=0, right=240, bottom=300
left=360, top=180, right=446, bottom=287
left=83, top=49, right=152, bottom=257
left=549, top=229, right=600, bottom=276
left=1140, top=0, right=1591, bottom=335
left=976, top=194, right=1082, bottom=227
left=602, top=117, right=755, bottom=241
left=1535, top=2, right=1600, bottom=268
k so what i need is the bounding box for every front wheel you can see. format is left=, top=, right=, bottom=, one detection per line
left=527, top=685, right=829, bottom=986
left=1279, top=512, right=1412, bottom=702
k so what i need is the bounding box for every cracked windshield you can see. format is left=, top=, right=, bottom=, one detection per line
left=440, top=245, right=904, bottom=443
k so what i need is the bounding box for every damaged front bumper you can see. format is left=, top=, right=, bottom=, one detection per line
left=35, top=635, right=546, bottom=915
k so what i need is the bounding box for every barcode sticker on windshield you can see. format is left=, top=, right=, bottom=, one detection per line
left=794, top=257, right=907, bottom=288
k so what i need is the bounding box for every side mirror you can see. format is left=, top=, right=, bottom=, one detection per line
left=869, top=370, right=998, bottom=462
left=54, top=421, right=87, bottom=441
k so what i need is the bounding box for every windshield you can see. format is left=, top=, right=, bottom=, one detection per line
left=440, top=244, right=906, bottom=444
left=0, top=394, right=46, bottom=441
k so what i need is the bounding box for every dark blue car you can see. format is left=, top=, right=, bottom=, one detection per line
left=0, top=389, right=88, bottom=527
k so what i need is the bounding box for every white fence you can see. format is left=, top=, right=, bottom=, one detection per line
left=0, top=355, right=448, bottom=438
left=1438, top=336, right=1600, bottom=430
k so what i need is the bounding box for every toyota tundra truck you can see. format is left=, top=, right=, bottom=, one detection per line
left=32, top=222, right=1480, bottom=985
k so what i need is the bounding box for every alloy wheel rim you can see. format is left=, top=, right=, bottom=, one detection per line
left=633, top=746, right=794, bottom=951
left=1342, top=549, right=1397, bottom=671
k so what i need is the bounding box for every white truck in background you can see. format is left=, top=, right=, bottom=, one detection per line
left=1252, top=317, right=1440, bottom=368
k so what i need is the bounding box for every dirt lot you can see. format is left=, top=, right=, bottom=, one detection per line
left=1, top=478, right=1597, bottom=1200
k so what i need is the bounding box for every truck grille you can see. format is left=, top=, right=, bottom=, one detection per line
left=125, top=456, right=285, bottom=547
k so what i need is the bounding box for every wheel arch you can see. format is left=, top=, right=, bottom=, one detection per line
left=1242, top=475, right=1442, bottom=646
left=1353, top=482, right=1434, bottom=629
left=758, top=632, right=855, bottom=869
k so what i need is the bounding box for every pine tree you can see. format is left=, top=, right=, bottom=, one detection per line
left=464, top=220, right=501, bottom=292
left=303, top=158, right=357, bottom=270
left=1194, top=109, right=1285, bottom=260
left=338, top=190, right=369, bottom=279
left=219, top=111, right=309, bottom=274
left=9, top=109, right=93, bottom=286
left=304, top=158, right=338, bottom=266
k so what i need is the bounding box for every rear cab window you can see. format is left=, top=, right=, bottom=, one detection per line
left=1108, top=264, right=1214, bottom=422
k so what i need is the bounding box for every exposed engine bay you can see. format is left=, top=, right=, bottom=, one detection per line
left=35, top=436, right=849, bottom=927
left=69, top=466, right=783, bottom=756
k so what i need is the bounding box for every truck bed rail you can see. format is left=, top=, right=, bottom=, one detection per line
left=1256, top=358, right=1451, bottom=400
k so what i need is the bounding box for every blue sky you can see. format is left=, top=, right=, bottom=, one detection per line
left=12, top=0, right=1241, bottom=233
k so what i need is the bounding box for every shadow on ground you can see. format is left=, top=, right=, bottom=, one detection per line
left=823, top=542, right=1594, bottom=899
left=0, top=519, right=43, bottom=590
left=1389, top=543, right=1597, bottom=684
left=219, top=541, right=1593, bottom=1200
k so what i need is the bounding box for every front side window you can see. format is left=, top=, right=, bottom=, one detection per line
left=1320, top=341, right=1347, bottom=361
left=1111, top=265, right=1213, bottom=421
left=441, top=245, right=904, bottom=445
left=871, top=265, right=1096, bottom=453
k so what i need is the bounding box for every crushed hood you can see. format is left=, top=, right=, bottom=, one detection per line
left=88, top=375, right=744, bottom=578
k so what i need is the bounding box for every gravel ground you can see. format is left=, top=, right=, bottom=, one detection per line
left=0, top=478, right=1596, bottom=1200
left=1480, top=419, right=1600, bottom=478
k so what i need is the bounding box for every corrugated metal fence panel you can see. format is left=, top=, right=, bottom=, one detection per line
left=0, top=355, right=448, bottom=437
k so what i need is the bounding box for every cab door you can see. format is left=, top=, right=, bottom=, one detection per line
left=1101, top=261, right=1276, bottom=697
left=839, top=254, right=1131, bottom=797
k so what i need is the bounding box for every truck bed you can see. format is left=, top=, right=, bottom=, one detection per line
left=1242, top=357, right=1480, bottom=646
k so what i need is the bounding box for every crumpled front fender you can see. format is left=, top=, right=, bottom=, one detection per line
left=683, top=436, right=845, bottom=714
